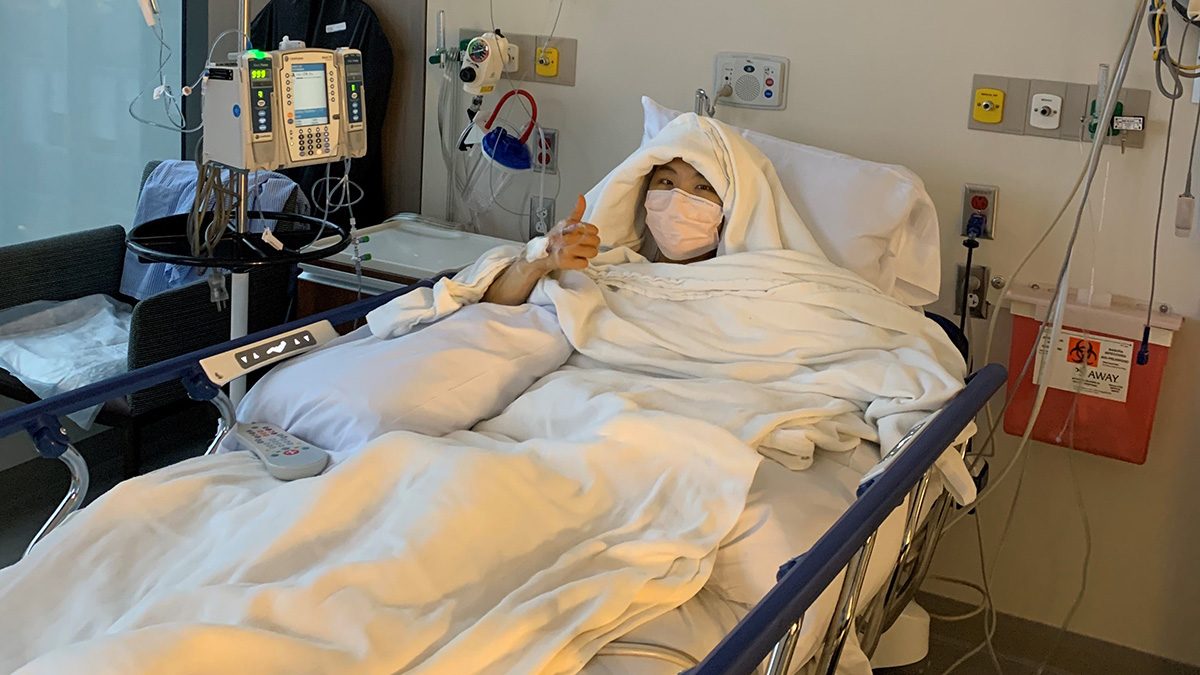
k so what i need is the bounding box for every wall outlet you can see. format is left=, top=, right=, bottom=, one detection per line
left=529, top=196, right=555, bottom=239
left=955, top=263, right=991, bottom=320
left=962, top=184, right=997, bottom=239
left=532, top=127, right=558, bottom=174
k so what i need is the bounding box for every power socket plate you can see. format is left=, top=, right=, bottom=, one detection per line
left=955, top=263, right=990, bottom=320
left=962, top=184, right=997, bottom=239
left=529, top=196, right=555, bottom=239
left=532, top=127, right=558, bottom=174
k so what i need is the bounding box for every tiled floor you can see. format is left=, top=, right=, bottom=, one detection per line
left=879, top=594, right=1198, bottom=675
left=2, top=410, right=1197, bottom=674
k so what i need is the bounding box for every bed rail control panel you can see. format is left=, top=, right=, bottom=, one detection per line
left=200, top=320, right=339, bottom=385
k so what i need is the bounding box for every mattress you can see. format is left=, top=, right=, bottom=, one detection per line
left=581, top=446, right=909, bottom=675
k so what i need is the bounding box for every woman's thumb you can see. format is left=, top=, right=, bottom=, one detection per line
left=568, top=194, right=586, bottom=223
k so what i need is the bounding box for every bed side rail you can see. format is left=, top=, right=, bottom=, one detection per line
left=1, top=278, right=436, bottom=556
left=688, top=363, right=1007, bottom=675
left=0, top=279, right=434, bottom=441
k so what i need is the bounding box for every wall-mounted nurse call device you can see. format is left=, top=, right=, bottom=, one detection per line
left=713, top=52, right=789, bottom=111
left=202, top=45, right=367, bottom=171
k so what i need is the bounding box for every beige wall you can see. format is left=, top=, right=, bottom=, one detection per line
left=422, top=0, right=1200, bottom=665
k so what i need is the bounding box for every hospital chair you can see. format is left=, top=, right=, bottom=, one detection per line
left=0, top=163, right=298, bottom=479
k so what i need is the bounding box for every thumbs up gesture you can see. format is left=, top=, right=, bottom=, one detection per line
left=541, top=195, right=600, bottom=271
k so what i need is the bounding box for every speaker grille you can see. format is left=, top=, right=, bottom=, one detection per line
left=734, top=74, right=762, bottom=101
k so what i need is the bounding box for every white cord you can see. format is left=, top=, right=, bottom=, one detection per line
left=936, top=515, right=1003, bottom=675
left=131, top=23, right=249, bottom=135
left=945, top=0, right=1143, bottom=533
left=479, top=123, right=563, bottom=222
left=129, top=20, right=199, bottom=133
left=960, top=140, right=1113, bottom=578
left=596, top=641, right=698, bottom=669
left=538, top=0, right=568, bottom=65
left=1034, top=439, right=1093, bottom=675
left=924, top=576, right=988, bottom=621
left=468, top=0, right=569, bottom=232
left=933, top=9, right=1139, bottom=670
left=309, top=158, right=365, bottom=223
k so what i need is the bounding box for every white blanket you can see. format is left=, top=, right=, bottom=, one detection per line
left=448, top=248, right=964, bottom=471
left=1, top=412, right=759, bottom=674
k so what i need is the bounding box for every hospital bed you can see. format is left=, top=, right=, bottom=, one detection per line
left=0, top=274, right=1004, bottom=674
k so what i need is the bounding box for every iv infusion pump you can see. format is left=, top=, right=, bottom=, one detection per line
left=202, top=47, right=367, bottom=171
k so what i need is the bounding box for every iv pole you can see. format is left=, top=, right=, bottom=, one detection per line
left=128, top=0, right=352, bottom=404
left=228, top=0, right=253, bottom=403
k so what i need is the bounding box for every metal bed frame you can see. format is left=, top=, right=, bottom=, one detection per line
left=0, top=278, right=1005, bottom=674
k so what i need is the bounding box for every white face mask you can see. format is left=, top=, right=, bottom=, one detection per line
left=643, top=188, right=723, bottom=260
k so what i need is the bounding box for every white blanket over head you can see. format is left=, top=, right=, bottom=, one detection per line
left=366, top=113, right=835, bottom=339
left=582, top=112, right=828, bottom=258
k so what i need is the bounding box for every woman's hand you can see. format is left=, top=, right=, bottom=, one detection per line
left=538, top=195, right=600, bottom=272
left=482, top=195, right=597, bottom=306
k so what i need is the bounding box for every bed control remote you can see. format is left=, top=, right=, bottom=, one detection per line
left=234, top=423, right=330, bottom=480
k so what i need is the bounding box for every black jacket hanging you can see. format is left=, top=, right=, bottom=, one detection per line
left=251, top=0, right=393, bottom=227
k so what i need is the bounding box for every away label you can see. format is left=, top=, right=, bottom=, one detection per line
left=1033, top=328, right=1132, bottom=403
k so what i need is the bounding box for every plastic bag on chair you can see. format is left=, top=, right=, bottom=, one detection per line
left=0, top=295, right=132, bottom=429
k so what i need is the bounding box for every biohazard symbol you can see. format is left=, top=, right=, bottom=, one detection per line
left=1067, top=337, right=1099, bottom=367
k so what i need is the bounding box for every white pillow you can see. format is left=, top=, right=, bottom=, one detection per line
left=642, top=97, right=941, bottom=306
left=237, top=303, right=573, bottom=464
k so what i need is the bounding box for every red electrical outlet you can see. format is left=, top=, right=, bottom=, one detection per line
left=532, top=128, right=558, bottom=174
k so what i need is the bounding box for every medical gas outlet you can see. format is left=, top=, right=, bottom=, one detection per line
left=1029, top=93, right=1062, bottom=130
left=967, top=74, right=1149, bottom=148
left=972, top=88, right=1005, bottom=124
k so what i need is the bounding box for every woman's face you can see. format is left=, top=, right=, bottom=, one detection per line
left=643, top=158, right=724, bottom=264
left=647, top=159, right=723, bottom=207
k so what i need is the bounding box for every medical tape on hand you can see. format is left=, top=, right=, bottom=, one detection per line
left=524, top=236, right=551, bottom=263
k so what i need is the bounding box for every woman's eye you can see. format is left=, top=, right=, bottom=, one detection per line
left=658, top=178, right=674, bottom=186
left=696, top=184, right=713, bottom=192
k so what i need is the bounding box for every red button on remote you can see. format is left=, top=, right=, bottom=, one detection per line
left=765, top=78, right=775, bottom=86
left=284, top=449, right=299, bottom=456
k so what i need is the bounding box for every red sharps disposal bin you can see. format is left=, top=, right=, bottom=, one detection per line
left=1004, top=285, right=1184, bottom=464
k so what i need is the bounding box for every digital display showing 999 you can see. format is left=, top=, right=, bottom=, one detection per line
left=249, top=61, right=272, bottom=83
